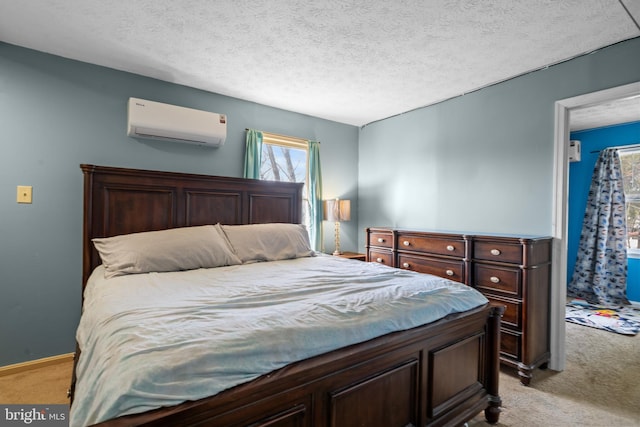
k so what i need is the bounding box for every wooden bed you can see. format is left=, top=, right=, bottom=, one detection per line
left=71, top=164, right=503, bottom=427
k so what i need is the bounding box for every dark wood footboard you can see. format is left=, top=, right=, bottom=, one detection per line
left=89, top=304, right=502, bottom=427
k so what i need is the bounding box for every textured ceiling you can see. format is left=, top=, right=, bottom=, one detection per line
left=0, top=0, right=639, bottom=127
left=570, top=94, right=640, bottom=132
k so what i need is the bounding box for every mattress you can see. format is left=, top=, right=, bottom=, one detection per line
left=71, top=254, right=488, bottom=426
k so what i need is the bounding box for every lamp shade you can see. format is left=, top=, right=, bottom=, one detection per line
left=324, top=199, right=351, bottom=222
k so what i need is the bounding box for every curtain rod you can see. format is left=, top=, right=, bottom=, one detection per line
left=589, top=142, right=640, bottom=154
left=245, top=128, right=319, bottom=144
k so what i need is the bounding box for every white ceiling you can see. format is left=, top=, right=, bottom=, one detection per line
left=570, top=94, right=640, bottom=132
left=1, top=0, right=639, bottom=127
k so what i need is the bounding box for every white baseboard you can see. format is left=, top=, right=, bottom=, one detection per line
left=0, top=353, right=74, bottom=377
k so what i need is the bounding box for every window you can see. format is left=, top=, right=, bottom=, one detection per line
left=619, top=147, right=640, bottom=256
left=260, top=132, right=310, bottom=228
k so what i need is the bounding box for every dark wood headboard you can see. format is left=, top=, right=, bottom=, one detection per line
left=81, top=164, right=303, bottom=288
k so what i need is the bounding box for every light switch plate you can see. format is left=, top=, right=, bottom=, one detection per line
left=17, top=185, right=32, bottom=204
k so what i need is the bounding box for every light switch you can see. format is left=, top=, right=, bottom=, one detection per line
left=17, top=185, right=32, bottom=204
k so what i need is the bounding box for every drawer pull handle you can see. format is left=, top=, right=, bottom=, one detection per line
left=446, top=245, right=455, bottom=251
left=490, top=276, right=500, bottom=283
left=403, top=240, right=410, bottom=246
left=403, top=262, right=410, bottom=268
left=445, top=269, right=454, bottom=276
left=376, top=257, right=383, bottom=263
left=490, top=249, right=501, bottom=256
left=377, top=238, right=385, bottom=243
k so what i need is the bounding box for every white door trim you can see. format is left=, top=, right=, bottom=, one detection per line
left=550, top=81, right=640, bottom=371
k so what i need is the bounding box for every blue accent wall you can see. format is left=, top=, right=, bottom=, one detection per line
left=0, top=43, right=358, bottom=366
left=568, top=122, right=640, bottom=302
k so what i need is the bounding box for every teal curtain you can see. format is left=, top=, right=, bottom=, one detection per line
left=243, top=129, right=263, bottom=179
left=308, top=140, right=323, bottom=251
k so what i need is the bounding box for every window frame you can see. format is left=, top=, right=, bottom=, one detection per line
left=260, top=132, right=310, bottom=228
left=619, top=146, right=640, bottom=259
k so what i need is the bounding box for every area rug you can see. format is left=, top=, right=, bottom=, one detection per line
left=565, top=299, right=640, bottom=335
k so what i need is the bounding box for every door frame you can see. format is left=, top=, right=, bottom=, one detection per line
left=550, top=81, right=640, bottom=371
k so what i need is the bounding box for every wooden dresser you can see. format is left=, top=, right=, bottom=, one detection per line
left=366, top=227, right=552, bottom=385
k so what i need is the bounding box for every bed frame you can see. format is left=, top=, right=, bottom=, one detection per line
left=72, top=164, right=503, bottom=427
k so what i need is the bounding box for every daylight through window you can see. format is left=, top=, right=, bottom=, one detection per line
left=260, top=132, right=310, bottom=229
left=619, top=147, right=640, bottom=255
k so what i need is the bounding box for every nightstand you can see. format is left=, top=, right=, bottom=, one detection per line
left=334, top=252, right=366, bottom=261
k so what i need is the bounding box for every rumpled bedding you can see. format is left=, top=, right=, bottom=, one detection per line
left=70, top=254, right=488, bottom=426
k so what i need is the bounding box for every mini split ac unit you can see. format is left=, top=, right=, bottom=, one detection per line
left=569, top=140, right=581, bottom=162
left=127, top=97, right=227, bottom=147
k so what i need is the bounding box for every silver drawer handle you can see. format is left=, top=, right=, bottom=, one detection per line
left=490, top=276, right=500, bottom=283
left=376, top=257, right=383, bottom=263
left=403, top=262, right=410, bottom=268
left=403, top=240, right=410, bottom=246
left=490, top=249, right=501, bottom=256
left=445, top=269, right=454, bottom=276
left=377, top=238, right=385, bottom=243
left=446, top=245, right=455, bottom=251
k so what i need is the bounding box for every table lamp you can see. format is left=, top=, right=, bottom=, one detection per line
left=324, top=198, right=351, bottom=255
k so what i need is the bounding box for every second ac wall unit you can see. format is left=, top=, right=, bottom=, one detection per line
left=569, top=140, right=581, bottom=162
left=127, top=97, right=227, bottom=147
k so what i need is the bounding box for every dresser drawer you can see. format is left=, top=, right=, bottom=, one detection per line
left=397, top=233, right=465, bottom=258
left=500, top=328, right=522, bottom=361
left=397, top=254, right=464, bottom=282
left=368, top=249, right=394, bottom=266
left=486, top=296, right=521, bottom=329
left=473, top=264, right=521, bottom=296
left=473, top=240, right=522, bottom=264
left=368, top=231, right=394, bottom=249
left=367, top=228, right=551, bottom=384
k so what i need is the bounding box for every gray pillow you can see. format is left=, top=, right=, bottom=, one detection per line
left=93, top=224, right=241, bottom=278
left=221, top=223, right=314, bottom=263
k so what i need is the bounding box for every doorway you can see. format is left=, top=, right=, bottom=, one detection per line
left=551, top=81, right=640, bottom=371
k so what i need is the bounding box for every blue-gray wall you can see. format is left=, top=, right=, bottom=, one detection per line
left=0, top=43, right=358, bottom=366
left=3, top=36, right=640, bottom=366
left=358, top=38, right=640, bottom=247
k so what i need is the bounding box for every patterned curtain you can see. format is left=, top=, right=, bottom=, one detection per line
left=307, top=140, right=323, bottom=251
left=243, top=129, right=263, bottom=179
left=568, top=148, right=629, bottom=307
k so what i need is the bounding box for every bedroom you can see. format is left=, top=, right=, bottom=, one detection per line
left=1, top=1, right=640, bottom=425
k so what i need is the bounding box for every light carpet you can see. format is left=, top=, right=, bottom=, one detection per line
left=470, top=321, right=640, bottom=426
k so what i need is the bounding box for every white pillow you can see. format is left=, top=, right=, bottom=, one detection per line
left=221, top=223, right=315, bottom=263
left=93, top=224, right=241, bottom=278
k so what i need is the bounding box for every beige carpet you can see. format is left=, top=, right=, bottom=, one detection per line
left=470, top=321, right=640, bottom=427
left=1, top=322, right=638, bottom=426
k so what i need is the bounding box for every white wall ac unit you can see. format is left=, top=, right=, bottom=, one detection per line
left=569, top=140, right=581, bottom=162
left=127, top=97, right=227, bottom=147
